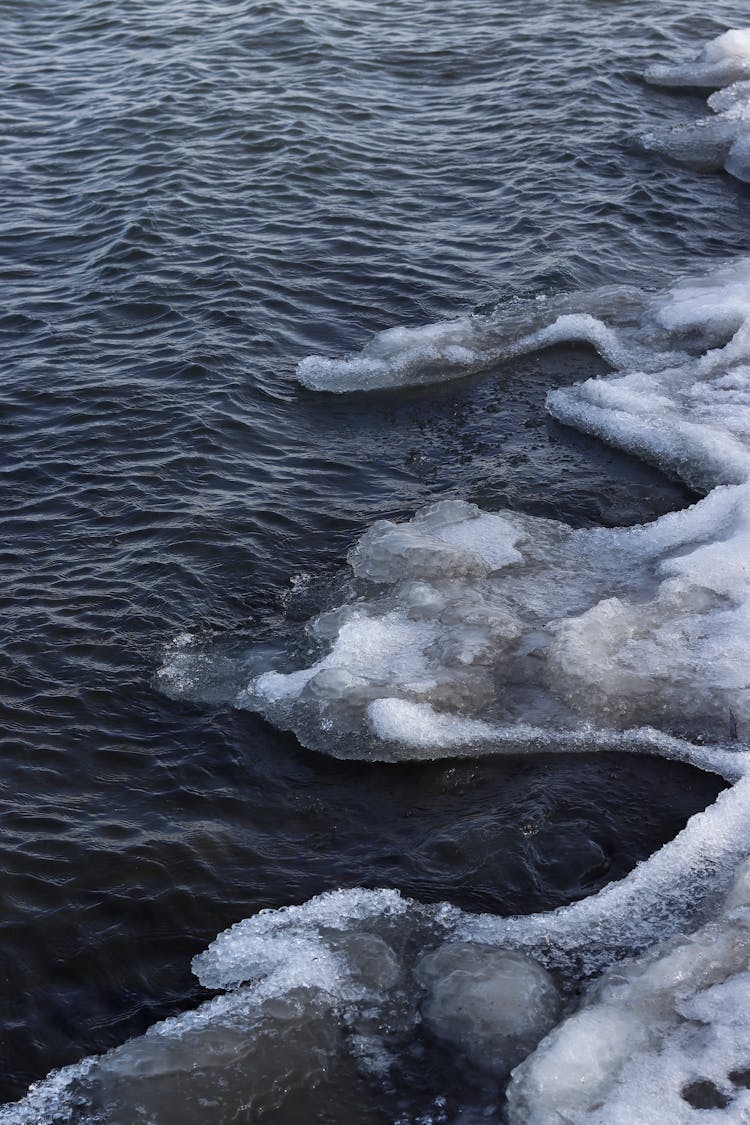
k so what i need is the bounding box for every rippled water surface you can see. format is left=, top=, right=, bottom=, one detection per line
left=1, top=0, right=749, bottom=1112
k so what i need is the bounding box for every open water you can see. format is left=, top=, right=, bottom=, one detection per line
left=2, top=1, right=750, bottom=1121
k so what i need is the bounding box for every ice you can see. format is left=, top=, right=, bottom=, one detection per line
left=417, top=944, right=560, bottom=1077
left=506, top=858, right=750, bottom=1123
left=709, top=79, right=750, bottom=117
left=240, top=488, right=750, bottom=757
left=297, top=316, right=486, bottom=392
left=247, top=244, right=750, bottom=762
left=0, top=890, right=423, bottom=1125
left=295, top=289, right=666, bottom=394
left=640, top=114, right=744, bottom=173
left=8, top=798, right=750, bottom=1122
left=367, top=698, right=748, bottom=780
left=727, top=129, right=750, bottom=182
left=641, top=30, right=750, bottom=185
left=192, top=887, right=411, bottom=992
left=645, top=28, right=750, bottom=89
left=16, top=23, right=750, bottom=1125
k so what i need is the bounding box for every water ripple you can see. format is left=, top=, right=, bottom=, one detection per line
left=1, top=0, right=749, bottom=1108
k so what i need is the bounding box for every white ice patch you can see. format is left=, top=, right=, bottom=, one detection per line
left=645, top=28, right=750, bottom=89
left=248, top=251, right=750, bottom=762
left=8, top=783, right=750, bottom=1123
left=642, top=29, right=750, bottom=184
left=507, top=857, right=750, bottom=1123
left=297, top=315, right=484, bottom=392
left=367, top=698, right=748, bottom=781
left=295, top=290, right=670, bottom=394
left=240, top=488, right=750, bottom=758
left=0, top=890, right=423, bottom=1125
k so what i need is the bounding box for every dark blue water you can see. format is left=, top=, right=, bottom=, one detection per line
left=1, top=0, right=748, bottom=1113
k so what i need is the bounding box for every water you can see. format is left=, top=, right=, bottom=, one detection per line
left=2, top=0, right=750, bottom=1119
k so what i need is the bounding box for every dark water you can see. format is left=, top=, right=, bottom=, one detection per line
left=1, top=0, right=748, bottom=1109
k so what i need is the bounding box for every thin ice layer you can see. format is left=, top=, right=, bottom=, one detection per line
left=295, top=291, right=666, bottom=393
left=5, top=754, right=750, bottom=1124
left=237, top=488, right=750, bottom=758
left=20, top=23, right=750, bottom=1125
left=0, top=891, right=421, bottom=1125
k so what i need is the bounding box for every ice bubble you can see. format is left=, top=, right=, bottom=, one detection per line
left=417, top=944, right=559, bottom=1077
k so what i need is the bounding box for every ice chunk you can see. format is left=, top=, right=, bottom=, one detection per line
left=417, top=944, right=559, bottom=1077
left=709, top=78, right=750, bottom=117
left=507, top=858, right=750, bottom=1123
left=727, top=129, right=750, bottom=182
left=241, top=485, right=750, bottom=757
left=192, top=887, right=410, bottom=993
left=133, top=26, right=750, bottom=1125
left=641, top=31, right=750, bottom=185
left=244, top=249, right=750, bottom=762
left=295, top=288, right=662, bottom=394
left=349, top=501, right=526, bottom=582
left=645, top=28, right=750, bottom=89
left=640, top=115, right=743, bottom=173
left=0, top=889, right=422, bottom=1125
left=297, top=316, right=485, bottom=392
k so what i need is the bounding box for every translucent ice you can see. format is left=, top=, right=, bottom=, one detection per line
left=238, top=248, right=750, bottom=762
left=24, top=23, right=750, bottom=1125
left=645, top=28, right=750, bottom=89
left=642, top=29, right=750, bottom=184
left=295, top=291, right=663, bottom=394
left=417, top=944, right=560, bottom=1076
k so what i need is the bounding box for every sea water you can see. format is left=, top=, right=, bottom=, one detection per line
left=2, top=2, right=750, bottom=1122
